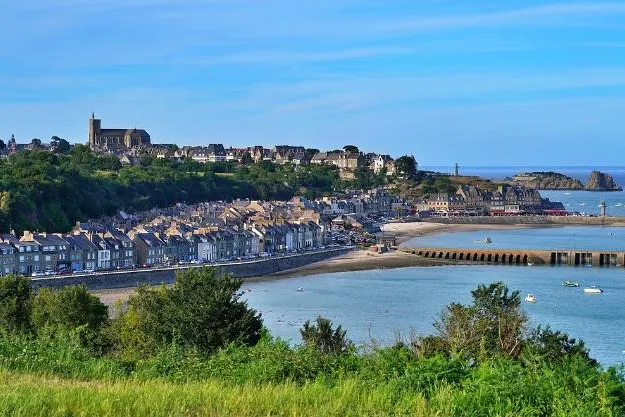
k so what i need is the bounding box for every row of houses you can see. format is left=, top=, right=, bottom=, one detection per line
left=0, top=230, right=134, bottom=276
left=422, top=185, right=563, bottom=216
left=0, top=220, right=327, bottom=276
left=116, top=144, right=417, bottom=176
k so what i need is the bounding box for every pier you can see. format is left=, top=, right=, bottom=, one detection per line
left=399, top=247, right=625, bottom=267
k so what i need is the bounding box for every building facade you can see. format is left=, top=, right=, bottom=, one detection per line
left=88, top=113, right=150, bottom=151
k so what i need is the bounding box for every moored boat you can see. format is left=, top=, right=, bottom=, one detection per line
left=525, top=293, right=537, bottom=303
left=583, top=286, right=603, bottom=294
left=473, top=237, right=492, bottom=244
left=562, top=280, right=579, bottom=287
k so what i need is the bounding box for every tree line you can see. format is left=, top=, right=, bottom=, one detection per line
left=0, top=147, right=343, bottom=233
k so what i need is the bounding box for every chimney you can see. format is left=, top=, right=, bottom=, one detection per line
left=21, top=231, right=33, bottom=242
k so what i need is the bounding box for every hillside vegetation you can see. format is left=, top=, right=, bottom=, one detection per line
left=0, top=269, right=623, bottom=416
left=0, top=148, right=466, bottom=233
left=0, top=147, right=339, bottom=233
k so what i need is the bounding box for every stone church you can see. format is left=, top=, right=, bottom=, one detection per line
left=88, top=113, right=151, bottom=151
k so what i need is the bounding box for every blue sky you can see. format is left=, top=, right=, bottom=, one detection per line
left=3, top=1, right=625, bottom=165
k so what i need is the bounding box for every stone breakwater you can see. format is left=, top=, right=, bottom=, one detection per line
left=31, top=248, right=353, bottom=290
left=400, top=246, right=625, bottom=267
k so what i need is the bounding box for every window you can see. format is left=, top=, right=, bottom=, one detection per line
left=45, top=255, right=51, bottom=262
left=19, top=256, right=24, bottom=262
left=34, top=255, right=40, bottom=262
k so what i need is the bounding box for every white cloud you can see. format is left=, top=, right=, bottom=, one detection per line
left=380, top=2, right=625, bottom=31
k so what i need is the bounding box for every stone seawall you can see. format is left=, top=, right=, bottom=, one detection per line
left=421, top=216, right=625, bottom=226
left=400, top=246, right=625, bottom=267
left=32, top=248, right=353, bottom=291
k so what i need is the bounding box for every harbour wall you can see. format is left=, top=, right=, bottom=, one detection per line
left=31, top=248, right=353, bottom=291
left=400, top=246, right=625, bottom=267
left=421, top=216, right=625, bottom=226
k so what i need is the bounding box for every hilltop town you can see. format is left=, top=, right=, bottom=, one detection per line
left=0, top=114, right=573, bottom=277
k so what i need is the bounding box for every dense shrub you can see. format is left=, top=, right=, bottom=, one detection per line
left=0, top=275, right=32, bottom=334
left=110, top=268, right=263, bottom=358
left=300, top=316, right=352, bottom=355
left=31, top=285, right=108, bottom=332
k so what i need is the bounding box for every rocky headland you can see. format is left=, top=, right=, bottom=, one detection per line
left=512, top=170, right=622, bottom=191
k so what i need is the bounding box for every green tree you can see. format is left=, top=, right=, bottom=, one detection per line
left=241, top=152, right=253, bottom=165
left=112, top=268, right=262, bottom=357
left=300, top=316, right=352, bottom=355
left=0, top=275, right=32, bottom=334
left=433, top=282, right=526, bottom=360
left=525, top=325, right=596, bottom=365
left=343, top=145, right=359, bottom=154
left=31, top=285, right=108, bottom=333
left=395, top=155, right=417, bottom=179
left=50, top=136, right=71, bottom=154
left=0, top=139, right=5, bottom=150
left=30, top=138, right=42, bottom=149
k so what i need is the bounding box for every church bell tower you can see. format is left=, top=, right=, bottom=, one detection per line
left=88, top=112, right=101, bottom=149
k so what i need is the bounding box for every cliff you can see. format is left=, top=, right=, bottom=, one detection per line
left=511, top=172, right=583, bottom=190
left=584, top=171, right=623, bottom=191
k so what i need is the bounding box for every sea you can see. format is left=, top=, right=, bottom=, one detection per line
left=242, top=167, right=625, bottom=367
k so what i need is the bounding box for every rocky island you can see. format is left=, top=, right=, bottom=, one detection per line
left=584, top=170, right=623, bottom=191
left=511, top=172, right=584, bottom=190
left=512, top=170, right=622, bottom=191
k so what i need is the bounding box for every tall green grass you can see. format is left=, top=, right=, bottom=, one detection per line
left=0, top=334, right=623, bottom=416
left=0, top=371, right=446, bottom=417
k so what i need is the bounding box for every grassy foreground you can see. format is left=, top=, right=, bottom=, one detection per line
left=1, top=274, right=624, bottom=416
left=0, top=371, right=446, bottom=417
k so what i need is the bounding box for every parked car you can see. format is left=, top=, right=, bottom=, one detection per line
left=31, top=271, right=47, bottom=277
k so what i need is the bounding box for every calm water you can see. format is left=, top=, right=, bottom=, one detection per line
left=244, top=168, right=625, bottom=366
left=424, top=166, right=625, bottom=216
left=243, top=265, right=625, bottom=366
left=403, top=226, right=625, bottom=252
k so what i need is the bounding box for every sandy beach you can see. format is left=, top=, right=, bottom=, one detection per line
left=382, top=221, right=540, bottom=244
left=92, top=249, right=468, bottom=306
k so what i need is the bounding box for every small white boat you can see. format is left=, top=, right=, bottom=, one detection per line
left=296, top=287, right=304, bottom=292
left=474, top=237, right=492, bottom=244
left=583, top=287, right=603, bottom=294
left=616, top=203, right=623, bottom=207
left=564, top=192, right=570, bottom=195
left=527, top=262, right=534, bottom=266
left=525, top=294, right=537, bottom=303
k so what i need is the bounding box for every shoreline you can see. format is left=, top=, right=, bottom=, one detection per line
left=92, top=222, right=539, bottom=305
left=381, top=221, right=551, bottom=245
left=93, top=220, right=625, bottom=305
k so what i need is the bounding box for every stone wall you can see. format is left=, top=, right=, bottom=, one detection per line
left=400, top=246, right=625, bottom=267
left=32, top=248, right=352, bottom=290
